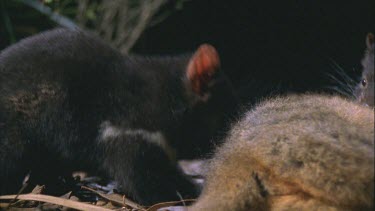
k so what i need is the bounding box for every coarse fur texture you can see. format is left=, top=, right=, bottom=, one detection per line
left=190, top=94, right=374, bottom=211
left=188, top=34, right=375, bottom=210
left=0, top=28, right=238, bottom=205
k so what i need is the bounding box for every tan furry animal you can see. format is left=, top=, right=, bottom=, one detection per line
left=189, top=94, right=374, bottom=211
left=188, top=34, right=375, bottom=211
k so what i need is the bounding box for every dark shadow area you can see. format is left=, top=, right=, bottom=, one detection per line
left=133, top=0, right=374, bottom=103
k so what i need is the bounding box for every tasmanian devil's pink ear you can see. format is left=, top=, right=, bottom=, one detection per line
left=186, top=44, right=221, bottom=96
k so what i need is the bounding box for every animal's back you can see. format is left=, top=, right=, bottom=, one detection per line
left=191, top=94, right=374, bottom=210
left=0, top=28, right=190, bottom=135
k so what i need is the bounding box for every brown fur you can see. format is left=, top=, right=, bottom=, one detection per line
left=189, top=94, right=374, bottom=210
left=7, top=83, right=61, bottom=118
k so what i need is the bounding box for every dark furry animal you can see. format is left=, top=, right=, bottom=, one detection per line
left=355, top=33, right=374, bottom=106
left=0, top=28, right=238, bottom=205
left=330, top=33, right=374, bottom=107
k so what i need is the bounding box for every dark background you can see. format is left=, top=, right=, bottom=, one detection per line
left=133, top=0, right=374, bottom=103
left=1, top=0, right=374, bottom=104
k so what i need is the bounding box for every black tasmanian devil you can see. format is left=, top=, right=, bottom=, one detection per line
left=0, top=28, right=238, bottom=205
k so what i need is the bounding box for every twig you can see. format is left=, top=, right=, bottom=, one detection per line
left=18, top=0, right=79, bottom=29
left=76, top=0, right=90, bottom=27
left=118, top=0, right=167, bottom=54
left=0, top=194, right=111, bottom=211
left=5, top=182, right=28, bottom=209
left=81, top=186, right=145, bottom=210
left=146, top=199, right=196, bottom=211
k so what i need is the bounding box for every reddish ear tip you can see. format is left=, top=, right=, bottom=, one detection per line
left=195, top=44, right=221, bottom=72
left=197, top=44, right=218, bottom=54
left=196, top=44, right=220, bottom=64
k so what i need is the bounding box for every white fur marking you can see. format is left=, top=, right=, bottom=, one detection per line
left=100, top=121, right=122, bottom=139
left=99, top=121, right=176, bottom=161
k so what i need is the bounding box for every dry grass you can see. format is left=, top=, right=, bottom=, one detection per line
left=0, top=184, right=195, bottom=211
left=0, top=160, right=205, bottom=210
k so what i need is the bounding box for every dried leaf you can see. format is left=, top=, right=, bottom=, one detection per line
left=31, top=185, right=45, bottom=194
left=81, top=186, right=144, bottom=210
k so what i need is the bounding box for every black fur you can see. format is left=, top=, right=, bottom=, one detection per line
left=0, top=28, right=238, bottom=205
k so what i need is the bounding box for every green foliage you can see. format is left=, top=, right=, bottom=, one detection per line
left=0, top=0, right=191, bottom=51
